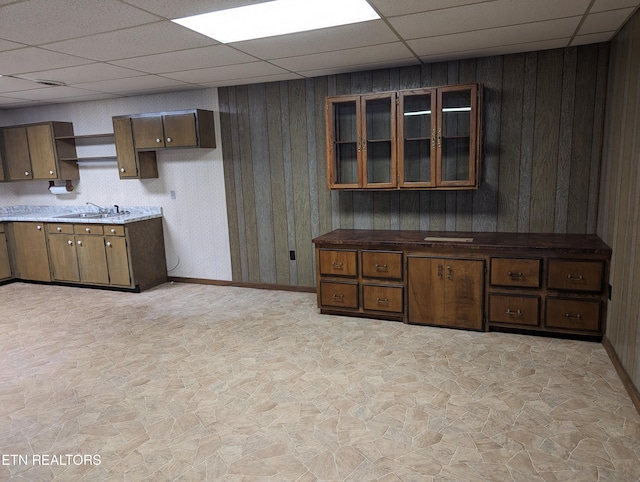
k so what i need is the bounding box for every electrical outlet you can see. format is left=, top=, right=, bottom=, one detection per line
left=170, top=190, right=176, bottom=200
left=289, top=250, right=296, bottom=261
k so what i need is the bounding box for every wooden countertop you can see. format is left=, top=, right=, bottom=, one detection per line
left=313, top=229, right=612, bottom=255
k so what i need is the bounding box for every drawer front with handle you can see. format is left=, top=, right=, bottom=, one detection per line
left=489, top=294, right=540, bottom=326
left=362, top=250, right=402, bottom=280
left=105, top=225, right=125, bottom=236
left=490, top=258, right=541, bottom=288
left=74, top=224, right=104, bottom=235
left=547, top=260, right=604, bottom=292
left=46, top=223, right=74, bottom=234
left=363, top=284, right=403, bottom=313
left=318, top=249, right=357, bottom=277
left=320, top=281, right=358, bottom=309
left=545, top=298, right=601, bottom=332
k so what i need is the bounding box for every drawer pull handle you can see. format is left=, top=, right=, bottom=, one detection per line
left=506, top=309, right=522, bottom=316
left=431, top=128, right=436, bottom=148
left=331, top=262, right=343, bottom=269
left=377, top=298, right=389, bottom=305
left=332, top=294, right=344, bottom=302
left=375, top=264, right=388, bottom=272
left=565, top=313, right=582, bottom=320
left=446, top=265, right=452, bottom=279
left=508, top=271, right=523, bottom=278
left=567, top=275, right=584, bottom=281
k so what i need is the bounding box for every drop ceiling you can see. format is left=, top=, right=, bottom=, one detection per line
left=0, top=0, right=638, bottom=109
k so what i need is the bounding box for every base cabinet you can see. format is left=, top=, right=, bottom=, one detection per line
left=407, top=256, right=484, bottom=330
left=313, top=230, right=611, bottom=338
left=0, top=225, right=11, bottom=280
left=11, top=222, right=51, bottom=282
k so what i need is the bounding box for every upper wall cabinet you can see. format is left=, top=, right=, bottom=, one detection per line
left=112, top=109, right=215, bottom=180
left=326, top=84, right=482, bottom=190
left=1, top=122, right=79, bottom=182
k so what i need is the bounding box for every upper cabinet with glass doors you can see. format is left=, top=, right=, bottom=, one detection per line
left=326, top=84, right=481, bottom=190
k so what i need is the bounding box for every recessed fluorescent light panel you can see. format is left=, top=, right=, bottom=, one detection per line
left=172, top=0, right=380, bottom=43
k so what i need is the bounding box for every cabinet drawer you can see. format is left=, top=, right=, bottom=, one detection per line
left=489, top=294, right=539, bottom=326
left=104, top=225, right=125, bottom=236
left=545, top=298, right=601, bottom=332
left=318, top=249, right=357, bottom=277
left=490, top=258, right=541, bottom=288
left=319, top=281, right=358, bottom=309
left=362, top=250, right=402, bottom=280
left=74, top=224, right=104, bottom=235
left=363, top=284, right=403, bottom=313
left=547, top=260, right=604, bottom=292
left=47, top=223, right=74, bottom=234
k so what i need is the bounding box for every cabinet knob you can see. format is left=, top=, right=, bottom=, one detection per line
left=85, top=227, right=91, bottom=232
left=25, top=171, right=30, bottom=176
left=120, top=168, right=126, bottom=173
left=77, top=240, right=82, bottom=246
left=49, top=170, right=54, bottom=175
left=36, top=225, right=42, bottom=230
left=106, top=242, right=112, bottom=247
left=166, top=137, right=172, bottom=143
left=57, top=227, right=62, bottom=232
left=156, top=138, right=161, bottom=143
left=110, top=228, right=116, bottom=233
left=67, top=240, right=73, bottom=245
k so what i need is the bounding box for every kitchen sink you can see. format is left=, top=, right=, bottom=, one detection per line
left=55, top=211, right=125, bottom=219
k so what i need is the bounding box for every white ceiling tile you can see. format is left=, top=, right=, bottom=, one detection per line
left=579, top=8, right=637, bottom=35
left=230, top=20, right=399, bottom=59
left=73, top=75, right=192, bottom=94
left=591, top=0, right=640, bottom=13
left=419, top=38, right=570, bottom=62
left=409, top=17, right=580, bottom=57
left=368, top=0, right=496, bottom=17
left=299, top=58, right=419, bottom=78
left=0, top=96, right=40, bottom=107
left=21, top=63, right=146, bottom=85
left=0, top=47, right=92, bottom=76
left=200, top=72, right=304, bottom=87
left=0, top=76, right=49, bottom=93
left=42, top=21, right=218, bottom=62
left=0, top=39, right=23, bottom=52
left=121, top=0, right=268, bottom=19
left=271, top=43, right=416, bottom=72
left=6, top=86, right=102, bottom=101
left=160, top=62, right=290, bottom=84
left=571, top=31, right=617, bottom=45
left=0, top=0, right=161, bottom=45
left=110, top=45, right=257, bottom=74
left=390, top=0, right=591, bottom=39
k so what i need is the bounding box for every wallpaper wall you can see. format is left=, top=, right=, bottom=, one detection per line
left=598, top=8, right=640, bottom=397
left=0, top=89, right=232, bottom=281
left=219, top=43, right=610, bottom=288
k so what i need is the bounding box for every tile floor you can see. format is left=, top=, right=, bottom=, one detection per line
left=0, top=281, right=639, bottom=481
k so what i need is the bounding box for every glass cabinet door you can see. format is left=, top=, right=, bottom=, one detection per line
left=362, top=93, right=396, bottom=188
left=398, top=89, right=436, bottom=187
left=437, top=85, right=478, bottom=187
left=326, top=96, right=361, bottom=188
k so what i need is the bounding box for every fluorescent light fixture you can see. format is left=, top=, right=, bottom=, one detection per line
left=172, top=0, right=380, bottom=43
left=442, top=107, right=471, bottom=112
left=404, top=110, right=431, bottom=116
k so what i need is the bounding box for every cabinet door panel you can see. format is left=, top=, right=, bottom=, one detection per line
left=326, top=96, right=361, bottom=188
left=407, top=256, right=445, bottom=325
left=48, top=234, right=80, bottom=282
left=163, top=113, right=197, bottom=147
left=363, top=94, right=396, bottom=188
left=0, top=232, right=11, bottom=280
left=12, top=222, right=50, bottom=281
left=443, top=259, right=484, bottom=329
left=105, top=236, right=131, bottom=287
left=76, top=236, right=109, bottom=284
left=113, top=117, right=139, bottom=178
left=398, top=89, right=436, bottom=187
left=132, top=116, right=164, bottom=149
left=3, top=127, right=32, bottom=180
left=27, top=124, right=57, bottom=179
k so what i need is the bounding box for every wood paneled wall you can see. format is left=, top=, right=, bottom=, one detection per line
left=219, top=44, right=609, bottom=288
left=598, top=9, right=640, bottom=393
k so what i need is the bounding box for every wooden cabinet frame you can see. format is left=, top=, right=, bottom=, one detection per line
left=326, top=83, right=482, bottom=190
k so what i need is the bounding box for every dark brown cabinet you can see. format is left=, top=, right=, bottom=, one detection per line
left=1, top=122, right=79, bottom=181
left=326, top=84, right=481, bottom=190
left=0, top=224, right=11, bottom=281
left=407, top=256, right=484, bottom=330
left=113, top=117, right=158, bottom=179
left=47, top=224, right=80, bottom=282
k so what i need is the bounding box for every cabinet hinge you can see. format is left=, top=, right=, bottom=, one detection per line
left=484, top=267, right=487, bottom=274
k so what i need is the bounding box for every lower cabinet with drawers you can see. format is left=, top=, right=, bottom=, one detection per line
left=313, top=230, right=612, bottom=338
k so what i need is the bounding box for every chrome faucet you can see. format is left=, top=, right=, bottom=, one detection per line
left=86, top=202, right=108, bottom=213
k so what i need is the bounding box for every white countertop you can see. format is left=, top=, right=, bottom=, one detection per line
left=0, top=205, right=162, bottom=224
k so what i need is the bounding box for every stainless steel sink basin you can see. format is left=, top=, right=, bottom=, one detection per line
left=55, top=212, right=124, bottom=219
